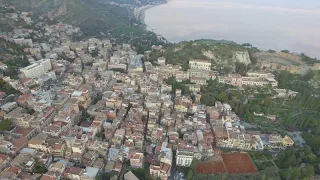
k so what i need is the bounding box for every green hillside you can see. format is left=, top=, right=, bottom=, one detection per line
left=1, top=0, right=132, bottom=37
left=148, top=39, right=249, bottom=71
left=0, top=39, right=29, bottom=79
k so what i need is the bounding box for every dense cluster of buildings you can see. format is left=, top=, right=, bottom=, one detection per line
left=0, top=4, right=297, bottom=180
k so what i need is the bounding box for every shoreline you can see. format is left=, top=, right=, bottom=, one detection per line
left=136, top=1, right=168, bottom=27
left=138, top=5, right=154, bottom=25
left=137, top=1, right=170, bottom=43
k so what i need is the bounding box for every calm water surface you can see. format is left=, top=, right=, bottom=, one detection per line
left=145, top=0, right=320, bottom=57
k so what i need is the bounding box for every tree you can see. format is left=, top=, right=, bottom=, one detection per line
left=200, top=93, right=215, bottom=106
left=216, top=91, right=228, bottom=102
left=182, top=61, right=190, bottom=71
left=0, top=78, right=19, bottom=95
left=290, top=167, right=301, bottom=180
left=32, top=163, right=48, bottom=174
left=305, top=152, right=317, bottom=163
left=187, top=159, right=199, bottom=180
left=267, top=49, right=276, bottom=53
left=132, top=168, right=150, bottom=180
left=242, top=43, right=252, bottom=47
left=263, top=96, right=273, bottom=106
left=235, top=62, right=248, bottom=76
left=281, top=50, right=290, bottom=53
left=279, top=167, right=292, bottom=180
left=302, top=70, right=314, bottom=81
left=301, top=165, right=315, bottom=179
left=187, top=169, right=193, bottom=180
left=95, top=172, right=108, bottom=180
left=0, top=119, right=13, bottom=131
left=221, top=66, right=232, bottom=74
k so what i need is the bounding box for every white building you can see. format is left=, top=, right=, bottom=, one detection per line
left=13, top=38, right=33, bottom=47
left=20, top=59, right=52, bottom=78
left=176, top=150, right=194, bottom=167
left=0, top=62, right=8, bottom=70
left=1, top=102, right=18, bottom=112
left=189, top=59, right=211, bottom=70
left=247, top=71, right=275, bottom=78
left=157, top=57, right=166, bottom=65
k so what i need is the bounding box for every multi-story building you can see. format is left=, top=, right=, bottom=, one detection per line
left=129, top=152, right=144, bottom=168
left=189, top=59, right=211, bottom=70
left=150, top=162, right=171, bottom=180
left=1, top=102, right=18, bottom=112
left=176, top=149, right=194, bottom=167
left=0, top=153, right=11, bottom=171
left=218, top=73, right=278, bottom=87
left=20, top=59, right=52, bottom=78
left=174, top=96, right=193, bottom=112
left=4, top=107, right=35, bottom=127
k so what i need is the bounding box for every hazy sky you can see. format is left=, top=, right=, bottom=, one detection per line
left=145, top=0, right=320, bottom=57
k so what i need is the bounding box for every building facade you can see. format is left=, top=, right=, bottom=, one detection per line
left=20, top=59, right=52, bottom=78
left=189, top=59, right=211, bottom=70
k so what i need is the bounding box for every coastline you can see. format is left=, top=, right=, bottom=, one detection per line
left=136, top=1, right=168, bottom=26
left=136, top=1, right=170, bottom=43
left=138, top=5, right=153, bottom=25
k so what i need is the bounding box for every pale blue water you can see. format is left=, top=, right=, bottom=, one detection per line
left=145, top=0, right=320, bottom=57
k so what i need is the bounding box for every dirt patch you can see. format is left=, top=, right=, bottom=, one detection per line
left=222, top=152, right=257, bottom=174
left=196, top=162, right=226, bottom=174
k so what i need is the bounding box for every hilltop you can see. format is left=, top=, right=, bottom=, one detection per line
left=147, top=39, right=319, bottom=75
left=148, top=39, right=253, bottom=72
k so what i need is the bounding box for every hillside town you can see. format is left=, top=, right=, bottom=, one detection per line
left=2, top=2, right=320, bottom=180
left=0, top=7, right=298, bottom=180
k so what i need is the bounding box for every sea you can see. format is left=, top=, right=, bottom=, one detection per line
left=144, top=0, right=320, bottom=58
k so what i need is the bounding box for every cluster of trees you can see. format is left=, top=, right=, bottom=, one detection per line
left=165, top=76, right=191, bottom=95
left=279, top=166, right=315, bottom=180
left=302, top=133, right=320, bottom=156
left=186, top=159, right=199, bottom=180
left=0, top=119, right=13, bottom=131
left=0, top=39, right=30, bottom=79
left=267, top=49, right=276, bottom=53
left=281, top=50, right=290, bottom=53
left=235, top=62, right=249, bottom=76
left=276, top=147, right=316, bottom=180
left=200, top=78, right=246, bottom=117
left=131, top=165, right=151, bottom=180
left=32, top=160, right=48, bottom=174
left=301, top=53, right=318, bottom=65
left=280, top=112, right=320, bottom=133
left=275, top=71, right=316, bottom=94
left=200, top=78, right=229, bottom=106
left=92, top=93, right=103, bottom=105
left=294, top=93, right=320, bottom=111
left=242, top=96, right=273, bottom=123
left=95, top=131, right=105, bottom=141
left=0, top=78, right=19, bottom=95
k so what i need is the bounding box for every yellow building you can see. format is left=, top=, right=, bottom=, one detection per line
left=174, top=105, right=188, bottom=112
left=282, top=135, right=294, bottom=146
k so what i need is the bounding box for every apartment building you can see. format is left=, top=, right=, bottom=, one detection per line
left=4, top=107, right=35, bottom=127
left=176, top=148, right=194, bottom=167
left=189, top=59, right=211, bottom=70
left=20, top=59, right=52, bottom=78
left=1, top=102, right=18, bottom=112
left=218, top=73, right=278, bottom=87
left=129, top=152, right=144, bottom=168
